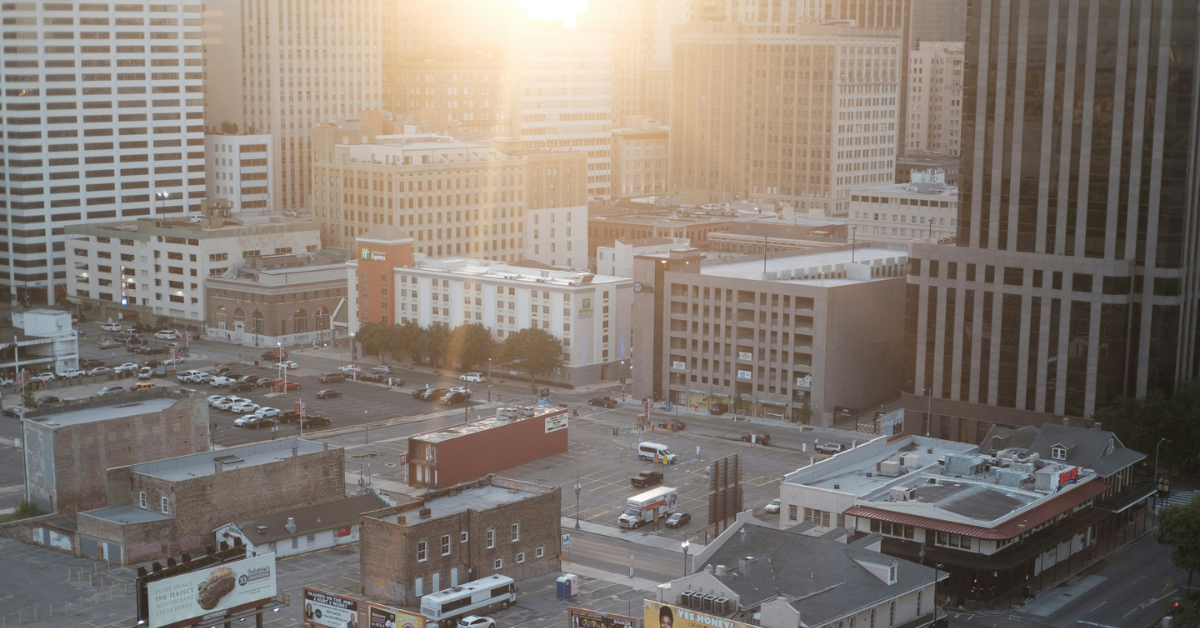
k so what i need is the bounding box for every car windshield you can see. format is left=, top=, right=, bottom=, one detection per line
left=624, top=508, right=640, bottom=517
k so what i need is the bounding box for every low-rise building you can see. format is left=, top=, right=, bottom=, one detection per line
left=706, top=220, right=848, bottom=255
left=588, top=204, right=740, bottom=258
left=595, top=237, right=690, bottom=277
left=204, top=134, right=274, bottom=215
left=848, top=170, right=958, bottom=244
left=361, top=476, right=560, bottom=608
left=632, top=246, right=907, bottom=424
left=77, top=438, right=345, bottom=564
left=349, top=227, right=633, bottom=385
left=610, top=117, right=669, bottom=200
left=215, top=492, right=388, bottom=559
left=653, top=511, right=942, bottom=628
left=22, top=389, right=209, bottom=517
left=204, top=251, right=349, bottom=347
left=895, top=152, right=960, bottom=187
left=407, top=405, right=568, bottom=489
left=1, top=309, right=80, bottom=379
left=779, top=426, right=1151, bottom=603
left=65, top=210, right=322, bottom=328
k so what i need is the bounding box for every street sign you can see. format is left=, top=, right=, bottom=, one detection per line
left=399, top=452, right=408, bottom=466
left=562, top=534, right=570, bottom=546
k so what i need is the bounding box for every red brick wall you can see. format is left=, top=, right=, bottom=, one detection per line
left=357, top=241, right=413, bottom=324
left=410, top=409, right=568, bottom=488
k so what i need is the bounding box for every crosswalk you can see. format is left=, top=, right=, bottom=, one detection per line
left=1156, top=490, right=1195, bottom=512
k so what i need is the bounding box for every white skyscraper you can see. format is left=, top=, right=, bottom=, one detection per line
left=0, top=1, right=205, bottom=306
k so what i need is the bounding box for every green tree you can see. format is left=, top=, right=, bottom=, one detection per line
left=354, top=322, right=388, bottom=358
left=424, top=322, right=452, bottom=368
left=1155, top=497, right=1200, bottom=587
left=500, top=327, right=563, bottom=388
left=220, top=121, right=239, bottom=135
left=1094, top=379, right=1200, bottom=469
left=395, top=320, right=425, bottom=365
left=21, top=384, right=38, bottom=410
left=795, top=403, right=814, bottom=425
left=448, top=323, right=495, bottom=371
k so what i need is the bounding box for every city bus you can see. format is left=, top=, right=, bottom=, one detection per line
left=420, top=574, right=516, bottom=628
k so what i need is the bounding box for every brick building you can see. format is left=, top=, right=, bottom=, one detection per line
left=77, top=438, right=345, bottom=564
left=361, top=476, right=560, bottom=608
left=205, top=251, right=350, bottom=348
left=407, top=405, right=568, bottom=489
left=22, top=389, right=209, bottom=517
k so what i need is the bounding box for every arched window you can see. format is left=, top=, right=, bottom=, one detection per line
left=314, top=306, right=330, bottom=331
left=215, top=306, right=227, bottom=327
left=252, top=311, right=265, bottom=335
left=292, top=308, right=309, bottom=334
left=233, top=308, right=245, bottom=326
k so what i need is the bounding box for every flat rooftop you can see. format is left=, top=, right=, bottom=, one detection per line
left=786, top=436, right=978, bottom=495
left=413, top=405, right=566, bottom=443
left=702, top=247, right=907, bottom=284
left=82, top=504, right=174, bottom=525
left=133, top=438, right=332, bottom=482
left=25, top=398, right=179, bottom=428
left=851, top=180, right=959, bottom=198
left=406, top=259, right=629, bottom=287
left=382, top=484, right=536, bottom=524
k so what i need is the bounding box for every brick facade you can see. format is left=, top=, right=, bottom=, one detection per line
left=361, top=476, right=560, bottom=608
left=205, top=279, right=347, bottom=344
left=22, top=392, right=209, bottom=516
left=408, top=407, right=568, bottom=488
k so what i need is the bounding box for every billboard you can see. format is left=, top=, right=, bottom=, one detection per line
left=643, top=600, right=756, bottom=628
left=570, top=607, right=636, bottom=628
left=367, top=603, right=426, bottom=628
left=146, top=554, right=277, bottom=628
left=303, top=588, right=361, bottom=628
left=879, top=409, right=904, bottom=436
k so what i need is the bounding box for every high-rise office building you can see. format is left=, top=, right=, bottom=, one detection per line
left=908, top=0, right=967, bottom=45
left=905, top=41, right=964, bottom=157
left=669, top=21, right=901, bottom=214
left=578, top=0, right=658, bottom=119
left=0, top=1, right=205, bottom=306
left=904, top=0, right=1200, bottom=438
left=238, top=0, right=383, bottom=212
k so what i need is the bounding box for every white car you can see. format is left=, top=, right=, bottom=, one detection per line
left=458, top=616, right=497, bottom=628
left=97, top=384, right=125, bottom=397
left=101, top=322, right=122, bottom=332
left=216, top=396, right=249, bottom=411
left=233, top=414, right=262, bottom=427
left=337, top=365, right=361, bottom=375
left=207, top=395, right=228, bottom=406
left=88, top=366, right=112, bottom=376
left=229, top=401, right=261, bottom=414
left=254, top=407, right=282, bottom=419
left=154, top=330, right=179, bottom=340
left=765, top=498, right=781, bottom=514
left=30, top=372, right=56, bottom=383
left=276, top=360, right=298, bottom=370
left=137, top=367, right=154, bottom=380
left=59, top=368, right=87, bottom=379
left=459, top=372, right=485, bottom=383
left=0, top=377, right=15, bottom=386
left=114, top=363, right=140, bottom=374
left=448, top=386, right=471, bottom=395
left=163, top=357, right=186, bottom=366
left=210, top=376, right=235, bottom=387
left=178, top=370, right=205, bottom=382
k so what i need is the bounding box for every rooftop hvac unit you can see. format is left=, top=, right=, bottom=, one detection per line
left=889, top=486, right=916, bottom=501
left=714, top=597, right=731, bottom=615
left=679, top=591, right=695, bottom=608
left=702, top=594, right=718, bottom=613
left=878, top=460, right=903, bottom=477
left=418, top=507, right=432, bottom=519
left=901, top=454, right=923, bottom=468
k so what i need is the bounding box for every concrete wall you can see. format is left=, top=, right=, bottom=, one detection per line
left=22, top=395, right=209, bottom=516
left=822, top=278, right=906, bottom=418
left=77, top=513, right=174, bottom=565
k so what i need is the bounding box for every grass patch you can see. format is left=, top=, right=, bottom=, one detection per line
left=0, top=499, right=45, bottom=524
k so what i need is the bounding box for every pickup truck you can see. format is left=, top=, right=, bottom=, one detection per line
left=657, top=418, right=686, bottom=431
left=631, top=471, right=664, bottom=488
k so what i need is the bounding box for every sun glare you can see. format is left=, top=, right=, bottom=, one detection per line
left=518, top=0, right=587, bottom=25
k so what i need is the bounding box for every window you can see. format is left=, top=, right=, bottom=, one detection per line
left=494, top=558, right=503, bottom=570
left=916, top=590, right=922, bottom=615
left=441, top=535, right=451, bottom=556
left=788, top=505, right=799, bottom=522
left=516, top=552, right=525, bottom=564
left=888, top=563, right=897, bottom=584
left=803, top=507, right=831, bottom=527
left=511, top=522, right=520, bottom=542
left=536, top=546, right=544, bottom=558
left=1051, top=446, right=1066, bottom=460
left=160, top=496, right=169, bottom=514
left=486, top=528, right=495, bottom=549
left=889, top=601, right=896, bottom=625
left=417, top=540, right=428, bottom=562
left=139, top=491, right=147, bottom=508
left=461, top=531, right=469, bottom=543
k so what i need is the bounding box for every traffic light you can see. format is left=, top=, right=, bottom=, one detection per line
left=1173, top=597, right=1181, bottom=614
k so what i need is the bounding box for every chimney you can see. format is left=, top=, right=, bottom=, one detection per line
left=284, top=517, right=297, bottom=534
left=740, top=557, right=753, bottom=576
left=715, top=565, right=726, bottom=577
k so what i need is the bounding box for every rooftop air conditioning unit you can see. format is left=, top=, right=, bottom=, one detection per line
left=680, top=591, right=695, bottom=608
left=714, top=597, right=731, bottom=615
left=418, top=507, right=432, bottom=519
left=878, top=460, right=903, bottom=477
left=702, top=594, right=718, bottom=613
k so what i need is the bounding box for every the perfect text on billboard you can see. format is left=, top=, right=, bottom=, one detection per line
left=146, top=554, right=277, bottom=628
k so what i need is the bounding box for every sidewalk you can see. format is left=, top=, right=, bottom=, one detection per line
left=561, top=517, right=705, bottom=555
left=560, top=561, right=662, bottom=592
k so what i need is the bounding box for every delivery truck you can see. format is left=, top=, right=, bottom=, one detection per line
left=618, top=486, right=678, bottom=528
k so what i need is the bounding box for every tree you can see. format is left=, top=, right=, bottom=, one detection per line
left=354, top=322, right=388, bottom=359
left=1155, top=497, right=1200, bottom=587
left=1093, top=379, right=1200, bottom=470
left=21, top=384, right=37, bottom=410
left=424, top=322, right=451, bottom=368
left=448, top=323, right=495, bottom=371
left=395, top=320, right=425, bottom=365
left=795, top=403, right=814, bottom=424
left=500, top=327, right=563, bottom=388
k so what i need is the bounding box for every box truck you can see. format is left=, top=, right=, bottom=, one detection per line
left=618, top=486, right=678, bottom=528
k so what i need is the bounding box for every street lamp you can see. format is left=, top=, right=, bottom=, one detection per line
left=933, top=563, right=944, bottom=623
left=364, top=410, right=370, bottom=443
left=574, top=479, right=582, bottom=529
left=681, top=540, right=690, bottom=577
left=278, top=341, right=286, bottom=393
left=487, top=357, right=492, bottom=402
left=924, top=388, right=933, bottom=437
left=349, top=332, right=356, bottom=378
left=155, top=190, right=169, bottom=215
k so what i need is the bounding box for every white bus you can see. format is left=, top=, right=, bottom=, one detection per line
left=420, top=574, right=517, bottom=627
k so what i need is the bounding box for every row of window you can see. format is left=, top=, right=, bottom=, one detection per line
left=415, top=522, right=522, bottom=562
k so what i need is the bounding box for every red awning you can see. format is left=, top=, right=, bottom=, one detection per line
left=844, top=480, right=1111, bottom=540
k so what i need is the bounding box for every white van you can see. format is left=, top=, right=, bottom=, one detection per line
left=637, top=442, right=677, bottom=463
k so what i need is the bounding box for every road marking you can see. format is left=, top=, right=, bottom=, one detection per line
left=1088, top=601, right=1107, bottom=612
left=1077, top=621, right=1120, bottom=628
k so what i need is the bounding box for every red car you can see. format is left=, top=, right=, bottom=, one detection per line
left=272, top=379, right=301, bottom=391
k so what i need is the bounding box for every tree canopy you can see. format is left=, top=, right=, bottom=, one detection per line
left=424, top=322, right=452, bottom=368
left=1155, top=497, right=1200, bottom=586
left=448, top=323, right=495, bottom=370
left=1093, top=379, right=1200, bottom=468
left=500, top=327, right=563, bottom=382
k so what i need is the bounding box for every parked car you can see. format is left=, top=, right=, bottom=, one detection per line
left=297, top=415, right=331, bottom=429
left=318, top=373, right=345, bottom=384
left=337, top=365, right=361, bottom=375
left=631, top=471, right=663, bottom=488
left=0, top=377, right=13, bottom=387
left=233, top=414, right=262, bottom=427
left=418, top=387, right=451, bottom=401
left=59, top=368, right=87, bottom=379
left=99, top=340, right=123, bottom=349
left=229, top=381, right=255, bottom=392
left=765, top=498, right=782, bottom=513
left=207, top=395, right=228, bottom=406
left=239, top=375, right=263, bottom=384
left=387, top=377, right=406, bottom=387
left=88, top=366, right=112, bottom=376
left=271, top=379, right=301, bottom=391
left=665, top=512, right=692, bottom=528
left=276, top=360, right=298, bottom=370
left=178, top=370, right=204, bottom=383
left=254, top=407, right=282, bottom=419
left=153, top=330, right=179, bottom=340
left=588, top=396, right=618, bottom=408
left=163, top=357, right=186, bottom=366
left=440, top=390, right=471, bottom=405
left=457, top=617, right=497, bottom=628
left=113, top=363, right=139, bottom=375
left=81, top=359, right=105, bottom=369
left=815, top=442, right=845, bottom=455
left=244, top=416, right=276, bottom=429
left=741, top=431, right=771, bottom=445
left=129, top=381, right=154, bottom=391
left=210, top=376, right=236, bottom=387
left=709, top=403, right=729, bottom=415
left=260, top=349, right=287, bottom=361
left=229, top=401, right=261, bottom=414
left=459, top=372, right=485, bottom=383
left=97, top=384, right=125, bottom=397
left=212, top=365, right=232, bottom=375
left=317, top=389, right=342, bottom=399
left=256, top=377, right=276, bottom=388
left=658, top=418, right=686, bottom=431
left=101, top=322, right=122, bottom=331
left=37, top=395, right=62, bottom=405
left=137, top=367, right=154, bottom=380
left=30, top=372, right=56, bottom=383
left=359, top=373, right=385, bottom=383
left=2, top=407, right=29, bottom=418
left=372, top=365, right=392, bottom=374
left=215, top=397, right=249, bottom=411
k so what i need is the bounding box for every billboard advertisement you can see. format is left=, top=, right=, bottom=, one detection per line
left=569, top=606, right=636, bottom=628
left=643, top=600, right=756, bottom=628
left=879, top=409, right=904, bottom=436
left=367, top=603, right=426, bottom=628
left=302, top=588, right=361, bottom=628
left=146, top=554, right=277, bottom=628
